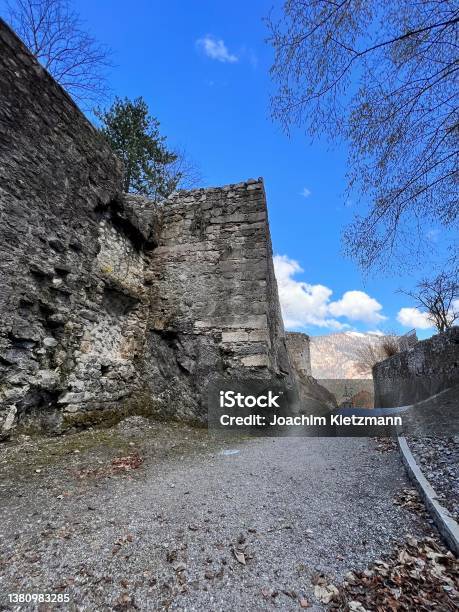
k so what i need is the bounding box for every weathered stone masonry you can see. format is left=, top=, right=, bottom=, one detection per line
left=143, top=183, right=293, bottom=421
left=0, top=18, right=166, bottom=435
left=0, top=19, right=332, bottom=437
left=286, top=333, right=311, bottom=377
left=373, top=327, right=459, bottom=407
left=285, top=332, right=336, bottom=412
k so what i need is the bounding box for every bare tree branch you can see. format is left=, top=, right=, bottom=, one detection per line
left=6, top=0, right=112, bottom=107
left=399, top=270, right=459, bottom=332
left=355, top=334, right=403, bottom=374
left=267, top=0, right=459, bottom=272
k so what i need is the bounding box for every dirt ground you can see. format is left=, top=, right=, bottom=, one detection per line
left=0, top=419, right=435, bottom=610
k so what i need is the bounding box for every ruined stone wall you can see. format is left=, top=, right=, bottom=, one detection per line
left=143, top=182, right=293, bottom=420
left=0, top=20, right=301, bottom=435
left=285, top=332, right=337, bottom=413
left=373, top=327, right=459, bottom=407
left=0, top=19, right=158, bottom=436
left=286, top=332, right=311, bottom=377
left=0, top=19, right=337, bottom=437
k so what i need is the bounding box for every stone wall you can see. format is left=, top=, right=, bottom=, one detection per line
left=319, top=379, right=374, bottom=408
left=0, top=19, right=156, bottom=436
left=0, top=19, right=311, bottom=437
left=286, top=332, right=311, bottom=376
left=286, top=333, right=337, bottom=413
left=373, top=327, right=459, bottom=407
left=142, top=181, right=294, bottom=421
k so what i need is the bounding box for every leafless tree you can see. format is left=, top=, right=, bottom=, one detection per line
left=400, top=271, right=459, bottom=332
left=166, top=146, right=203, bottom=192
left=355, top=334, right=401, bottom=374
left=267, top=1, right=459, bottom=272
left=6, top=0, right=111, bottom=106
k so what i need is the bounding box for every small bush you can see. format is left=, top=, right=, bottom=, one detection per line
left=382, top=336, right=400, bottom=357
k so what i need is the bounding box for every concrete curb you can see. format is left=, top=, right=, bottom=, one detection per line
left=397, top=436, right=459, bottom=556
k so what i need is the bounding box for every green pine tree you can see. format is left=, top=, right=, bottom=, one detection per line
left=96, top=97, right=180, bottom=202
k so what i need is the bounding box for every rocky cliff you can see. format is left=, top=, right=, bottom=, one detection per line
left=310, top=332, right=384, bottom=379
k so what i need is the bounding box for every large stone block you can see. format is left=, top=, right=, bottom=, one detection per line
left=222, top=331, right=250, bottom=343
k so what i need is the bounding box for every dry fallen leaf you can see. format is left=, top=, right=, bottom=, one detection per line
left=314, top=583, right=338, bottom=604
left=233, top=549, right=246, bottom=565
left=344, top=571, right=357, bottom=584
left=328, top=536, right=459, bottom=611
left=348, top=601, right=367, bottom=612
left=111, top=452, right=143, bottom=472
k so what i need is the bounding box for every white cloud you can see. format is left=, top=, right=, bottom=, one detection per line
left=300, top=187, right=311, bottom=198
left=273, top=255, right=339, bottom=329
left=196, top=35, right=238, bottom=63
left=397, top=307, right=433, bottom=330
left=273, top=254, right=387, bottom=331
left=329, top=290, right=386, bottom=324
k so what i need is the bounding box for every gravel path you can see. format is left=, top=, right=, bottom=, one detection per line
left=0, top=422, right=431, bottom=611
left=408, top=436, right=459, bottom=522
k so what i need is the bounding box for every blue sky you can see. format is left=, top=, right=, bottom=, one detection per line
left=7, top=0, right=443, bottom=338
